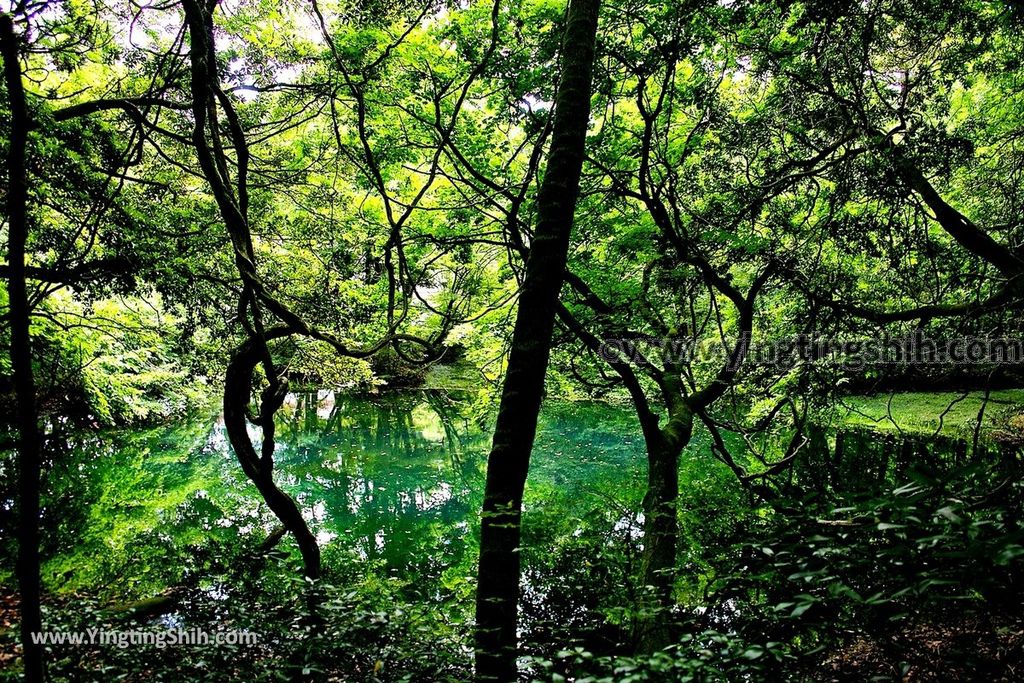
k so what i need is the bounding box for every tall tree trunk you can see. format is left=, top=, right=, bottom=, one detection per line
left=641, top=436, right=681, bottom=602
left=635, top=424, right=690, bottom=653
left=1, top=14, right=44, bottom=682
left=474, top=0, right=601, bottom=679
left=182, top=0, right=322, bottom=580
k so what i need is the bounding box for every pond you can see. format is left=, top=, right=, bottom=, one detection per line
left=12, top=392, right=662, bottom=602
left=3, top=389, right=1020, bottom=682
left=2, top=390, right=1007, bottom=606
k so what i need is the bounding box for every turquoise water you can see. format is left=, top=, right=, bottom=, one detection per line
left=15, top=392, right=653, bottom=598
left=3, top=390, right=996, bottom=604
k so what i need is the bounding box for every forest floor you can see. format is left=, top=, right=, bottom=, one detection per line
left=820, top=610, right=1024, bottom=681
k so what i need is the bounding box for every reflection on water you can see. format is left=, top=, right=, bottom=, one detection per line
left=269, top=392, right=490, bottom=590
left=796, top=425, right=1017, bottom=494
left=265, top=392, right=648, bottom=595
left=5, top=391, right=1008, bottom=600
left=17, top=392, right=645, bottom=597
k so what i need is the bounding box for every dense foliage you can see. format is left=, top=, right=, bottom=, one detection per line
left=2, top=0, right=1023, bottom=680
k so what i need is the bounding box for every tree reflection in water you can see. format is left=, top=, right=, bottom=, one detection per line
left=270, top=391, right=488, bottom=596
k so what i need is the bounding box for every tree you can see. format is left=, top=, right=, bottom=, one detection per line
left=178, top=0, right=494, bottom=579
left=474, top=0, right=602, bottom=679
left=1, top=12, right=44, bottom=681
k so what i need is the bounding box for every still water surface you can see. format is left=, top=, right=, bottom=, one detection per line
left=15, top=390, right=989, bottom=600
left=33, top=392, right=651, bottom=597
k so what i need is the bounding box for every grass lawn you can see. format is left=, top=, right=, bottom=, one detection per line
left=838, top=390, right=1024, bottom=437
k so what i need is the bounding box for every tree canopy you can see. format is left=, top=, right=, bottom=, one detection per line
left=2, top=0, right=1023, bottom=681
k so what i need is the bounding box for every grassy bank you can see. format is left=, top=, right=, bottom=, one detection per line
left=837, top=390, right=1024, bottom=438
